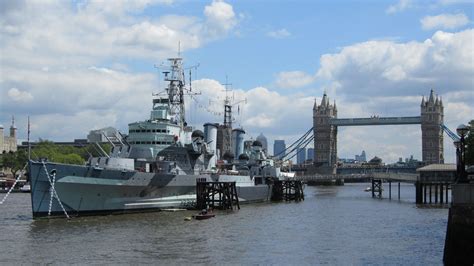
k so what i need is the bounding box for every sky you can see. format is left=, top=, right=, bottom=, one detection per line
left=0, top=0, right=473, bottom=163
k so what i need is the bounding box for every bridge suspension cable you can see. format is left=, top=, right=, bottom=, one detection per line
left=441, top=124, right=460, bottom=142
left=273, top=127, right=313, bottom=158
left=281, top=134, right=315, bottom=161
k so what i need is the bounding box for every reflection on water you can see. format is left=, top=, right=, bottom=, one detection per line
left=0, top=184, right=448, bottom=264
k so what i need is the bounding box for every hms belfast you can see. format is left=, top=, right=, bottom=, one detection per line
left=28, top=57, right=282, bottom=218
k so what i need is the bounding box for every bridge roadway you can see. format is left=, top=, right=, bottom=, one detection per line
left=295, top=172, right=418, bottom=183
left=330, top=116, right=421, bottom=126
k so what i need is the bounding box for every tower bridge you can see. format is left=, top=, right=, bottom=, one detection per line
left=313, top=89, right=444, bottom=174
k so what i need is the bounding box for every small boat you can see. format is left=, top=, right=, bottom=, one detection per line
left=364, top=186, right=383, bottom=192
left=193, top=210, right=215, bottom=220
left=20, top=184, right=31, bottom=193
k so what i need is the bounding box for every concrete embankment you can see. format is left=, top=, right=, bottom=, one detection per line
left=443, top=183, right=474, bottom=265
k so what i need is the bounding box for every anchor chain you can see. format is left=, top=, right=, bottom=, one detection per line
left=48, top=170, right=56, bottom=216
left=0, top=163, right=28, bottom=205
left=42, top=162, right=70, bottom=219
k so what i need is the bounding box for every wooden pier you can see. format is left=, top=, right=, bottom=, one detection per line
left=196, top=179, right=240, bottom=210
left=271, top=180, right=304, bottom=202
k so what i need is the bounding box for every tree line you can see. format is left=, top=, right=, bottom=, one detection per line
left=0, top=140, right=111, bottom=178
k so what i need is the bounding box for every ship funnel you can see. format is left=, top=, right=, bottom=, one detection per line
left=232, top=128, right=246, bottom=160
left=204, top=123, right=218, bottom=160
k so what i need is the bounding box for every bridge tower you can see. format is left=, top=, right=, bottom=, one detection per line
left=421, top=89, right=444, bottom=164
left=313, top=93, right=337, bottom=174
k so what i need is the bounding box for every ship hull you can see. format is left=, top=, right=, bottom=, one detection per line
left=29, top=161, right=271, bottom=218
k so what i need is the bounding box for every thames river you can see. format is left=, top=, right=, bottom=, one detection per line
left=0, top=183, right=448, bottom=264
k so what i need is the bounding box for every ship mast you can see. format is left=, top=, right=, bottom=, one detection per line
left=164, top=58, right=186, bottom=128
left=223, top=77, right=233, bottom=128
left=221, top=77, right=246, bottom=129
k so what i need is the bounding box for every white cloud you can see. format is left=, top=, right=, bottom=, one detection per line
left=82, top=0, right=174, bottom=17
left=267, top=28, right=291, bottom=39
left=275, top=71, right=315, bottom=88
left=7, top=88, right=33, bottom=103
left=190, top=80, right=314, bottom=144
left=421, top=13, right=470, bottom=30
left=386, top=0, right=412, bottom=14
left=204, top=0, right=237, bottom=37
left=316, top=29, right=474, bottom=99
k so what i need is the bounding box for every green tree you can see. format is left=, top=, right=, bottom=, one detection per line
left=31, top=140, right=86, bottom=165
left=465, top=119, right=474, bottom=166
left=28, top=140, right=114, bottom=165
left=1, top=150, right=28, bottom=177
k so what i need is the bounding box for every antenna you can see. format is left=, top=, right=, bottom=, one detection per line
left=189, top=69, right=192, bottom=92
left=178, top=41, right=181, bottom=57
left=27, top=116, right=31, bottom=161
left=222, top=76, right=233, bottom=127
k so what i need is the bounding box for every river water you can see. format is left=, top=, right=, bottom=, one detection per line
left=0, top=183, right=448, bottom=265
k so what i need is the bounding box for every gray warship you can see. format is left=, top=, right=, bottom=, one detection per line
left=28, top=57, right=282, bottom=218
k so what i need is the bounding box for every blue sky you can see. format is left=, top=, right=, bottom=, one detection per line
left=1, top=0, right=473, bottom=163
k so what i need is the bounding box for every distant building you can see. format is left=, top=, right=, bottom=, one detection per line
left=256, top=133, right=268, bottom=155
left=355, top=150, right=367, bottom=162
left=297, top=148, right=306, bottom=164
left=0, top=117, right=17, bottom=153
left=20, top=139, right=89, bottom=149
left=392, top=155, right=422, bottom=168
left=273, top=140, right=286, bottom=159
left=307, top=148, right=314, bottom=161
left=87, top=127, right=121, bottom=143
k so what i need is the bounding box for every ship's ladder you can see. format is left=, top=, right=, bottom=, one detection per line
left=0, top=163, right=28, bottom=205
left=41, top=162, right=70, bottom=219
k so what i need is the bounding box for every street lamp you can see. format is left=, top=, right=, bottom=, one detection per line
left=456, top=124, right=470, bottom=183
left=453, top=140, right=461, bottom=181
